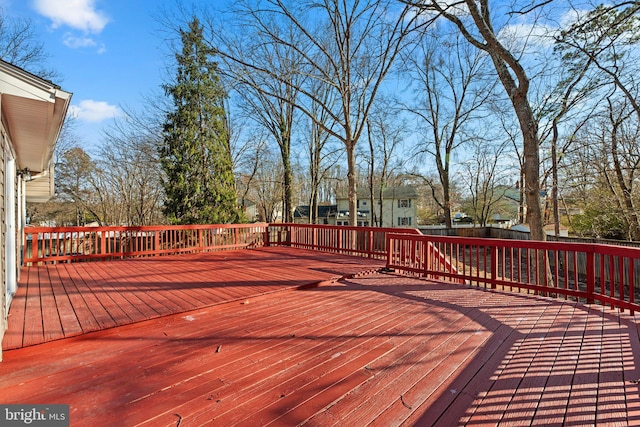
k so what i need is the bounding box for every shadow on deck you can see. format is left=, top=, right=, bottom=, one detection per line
left=1, top=247, right=639, bottom=426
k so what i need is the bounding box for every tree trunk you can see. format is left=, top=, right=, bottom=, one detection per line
left=281, top=135, right=293, bottom=223
left=491, top=60, right=544, bottom=241
left=347, top=143, right=357, bottom=226
left=442, top=175, right=452, bottom=228
left=551, top=138, right=560, bottom=236
left=518, top=171, right=525, bottom=223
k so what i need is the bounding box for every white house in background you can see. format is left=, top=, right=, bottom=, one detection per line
left=0, top=60, right=71, bottom=360
left=334, top=186, right=419, bottom=228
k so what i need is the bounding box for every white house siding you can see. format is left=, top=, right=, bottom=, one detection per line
left=0, top=126, right=7, bottom=357
left=0, top=61, right=71, bottom=361
left=381, top=199, right=416, bottom=228
left=0, top=126, right=20, bottom=361
left=334, top=187, right=418, bottom=228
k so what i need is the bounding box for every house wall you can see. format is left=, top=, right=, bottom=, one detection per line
left=380, top=198, right=416, bottom=228
left=0, top=124, right=6, bottom=358
left=0, top=123, right=21, bottom=361
left=334, top=195, right=417, bottom=228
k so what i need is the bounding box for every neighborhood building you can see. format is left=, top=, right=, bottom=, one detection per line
left=0, top=60, right=71, bottom=359
left=333, top=186, right=419, bottom=228
left=293, top=204, right=338, bottom=224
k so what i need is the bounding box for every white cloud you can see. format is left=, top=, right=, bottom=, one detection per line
left=33, top=0, right=109, bottom=33
left=62, top=33, right=107, bottom=53
left=63, top=34, right=96, bottom=48
left=499, top=22, right=557, bottom=50
left=69, top=100, right=120, bottom=122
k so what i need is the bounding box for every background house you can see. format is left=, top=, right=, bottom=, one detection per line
left=334, top=186, right=418, bottom=228
left=0, top=60, right=71, bottom=359
left=293, top=205, right=338, bottom=224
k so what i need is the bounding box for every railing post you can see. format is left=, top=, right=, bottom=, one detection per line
left=313, top=227, right=317, bottom=251
left=386, top=234, right=393, bottom=269
left=586, top=248, right=595, bottom=304
left=23, top=230, right=29, bottom=265
left=491, top=245, right=497, bottom=289
left=100, top=230, right=106, bottom=256
left=368, top=230, right=373, bottom=258
left=425, top=241, right=432, bottom=278
left=265, top=225, right=270, bottom=247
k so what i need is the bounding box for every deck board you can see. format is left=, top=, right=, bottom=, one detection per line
left=1, top=248, right=640, bottom=425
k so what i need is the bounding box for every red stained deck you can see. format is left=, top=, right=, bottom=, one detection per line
left=2, top=247, right=640, bottom=426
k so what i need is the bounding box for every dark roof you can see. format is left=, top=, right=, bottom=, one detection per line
left=294, top=205, right=337, bottom=218
left=336, top=186, right=419, bottom=200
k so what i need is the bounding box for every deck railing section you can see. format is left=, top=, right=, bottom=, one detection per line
left=24, top=223, right=268, bottom=264
left=24, top=223, right=640, bottom=313
left=387, top=233, right=640, bottom=314
left=267, top=223, right=422, bottom=259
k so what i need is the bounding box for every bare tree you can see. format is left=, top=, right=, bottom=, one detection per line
left=100, top=108, right=165, bottom=226
left=461, top=138, right=511, bottom=226
left=306, top=84, right=342, bottom=224
left=584, top=97, right=640, bottom=240
left=364, top=101, right=406, bottom=227
left=55, top=147, right=105, bottom=225
left=401, top=28, right=495, bottom=228
left=247, top=147, right=284, bottom=223
left=0, top=8, right=57, bottom=80
left=407, top=0, right=547, bottom=240
left=556, top=3, right=640, bottom=123
left=216, top=15, right=304, bottom=223
left=208, top=0, right=426, bottom=225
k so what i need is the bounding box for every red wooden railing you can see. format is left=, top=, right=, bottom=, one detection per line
left=387, top=233, right=640, bottom=314
left=24, top=223, right=640, bottom=313
left=267, top=223, right=422, bottom=259
left=23, top=223, right=269, bottom=264
left=23, top=223, right=422, bottom=263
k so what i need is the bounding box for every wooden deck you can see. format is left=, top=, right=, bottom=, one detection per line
left=3, top=247, right=383, bottom=350
left=1, top=247, right=640, bottom=425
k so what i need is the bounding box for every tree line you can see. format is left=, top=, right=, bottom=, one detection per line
left=15, top=1, right=640, bottom=241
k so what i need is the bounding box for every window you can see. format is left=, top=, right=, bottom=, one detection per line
left=398, top=199, right=411, bottom=208
left=398, top=217, right=412, bottom=226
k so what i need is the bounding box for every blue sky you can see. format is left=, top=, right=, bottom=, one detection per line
left=2, top=0, right=174, bottom=149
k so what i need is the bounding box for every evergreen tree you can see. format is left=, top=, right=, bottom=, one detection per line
left=160, top=17, right=241, bottom=224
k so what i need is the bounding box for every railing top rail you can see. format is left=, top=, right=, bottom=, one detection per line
left=271, top=223, right=422, bottom=235
left=25, top=223, right=269, bottom=234
left=387, top=232, right=640, bottom=257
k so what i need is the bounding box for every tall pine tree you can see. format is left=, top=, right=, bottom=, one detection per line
left=160, top=17, right=241, bottom=225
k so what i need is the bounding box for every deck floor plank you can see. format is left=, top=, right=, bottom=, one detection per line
left=40, top=267, right=64, bottom=342
left=48, top=265, right=83, bottom=338
left=1, top=248, right=639, bottom=426
left=21, top=266, right=44, bottom=347
left=1, top=266, right=31, bottom=349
